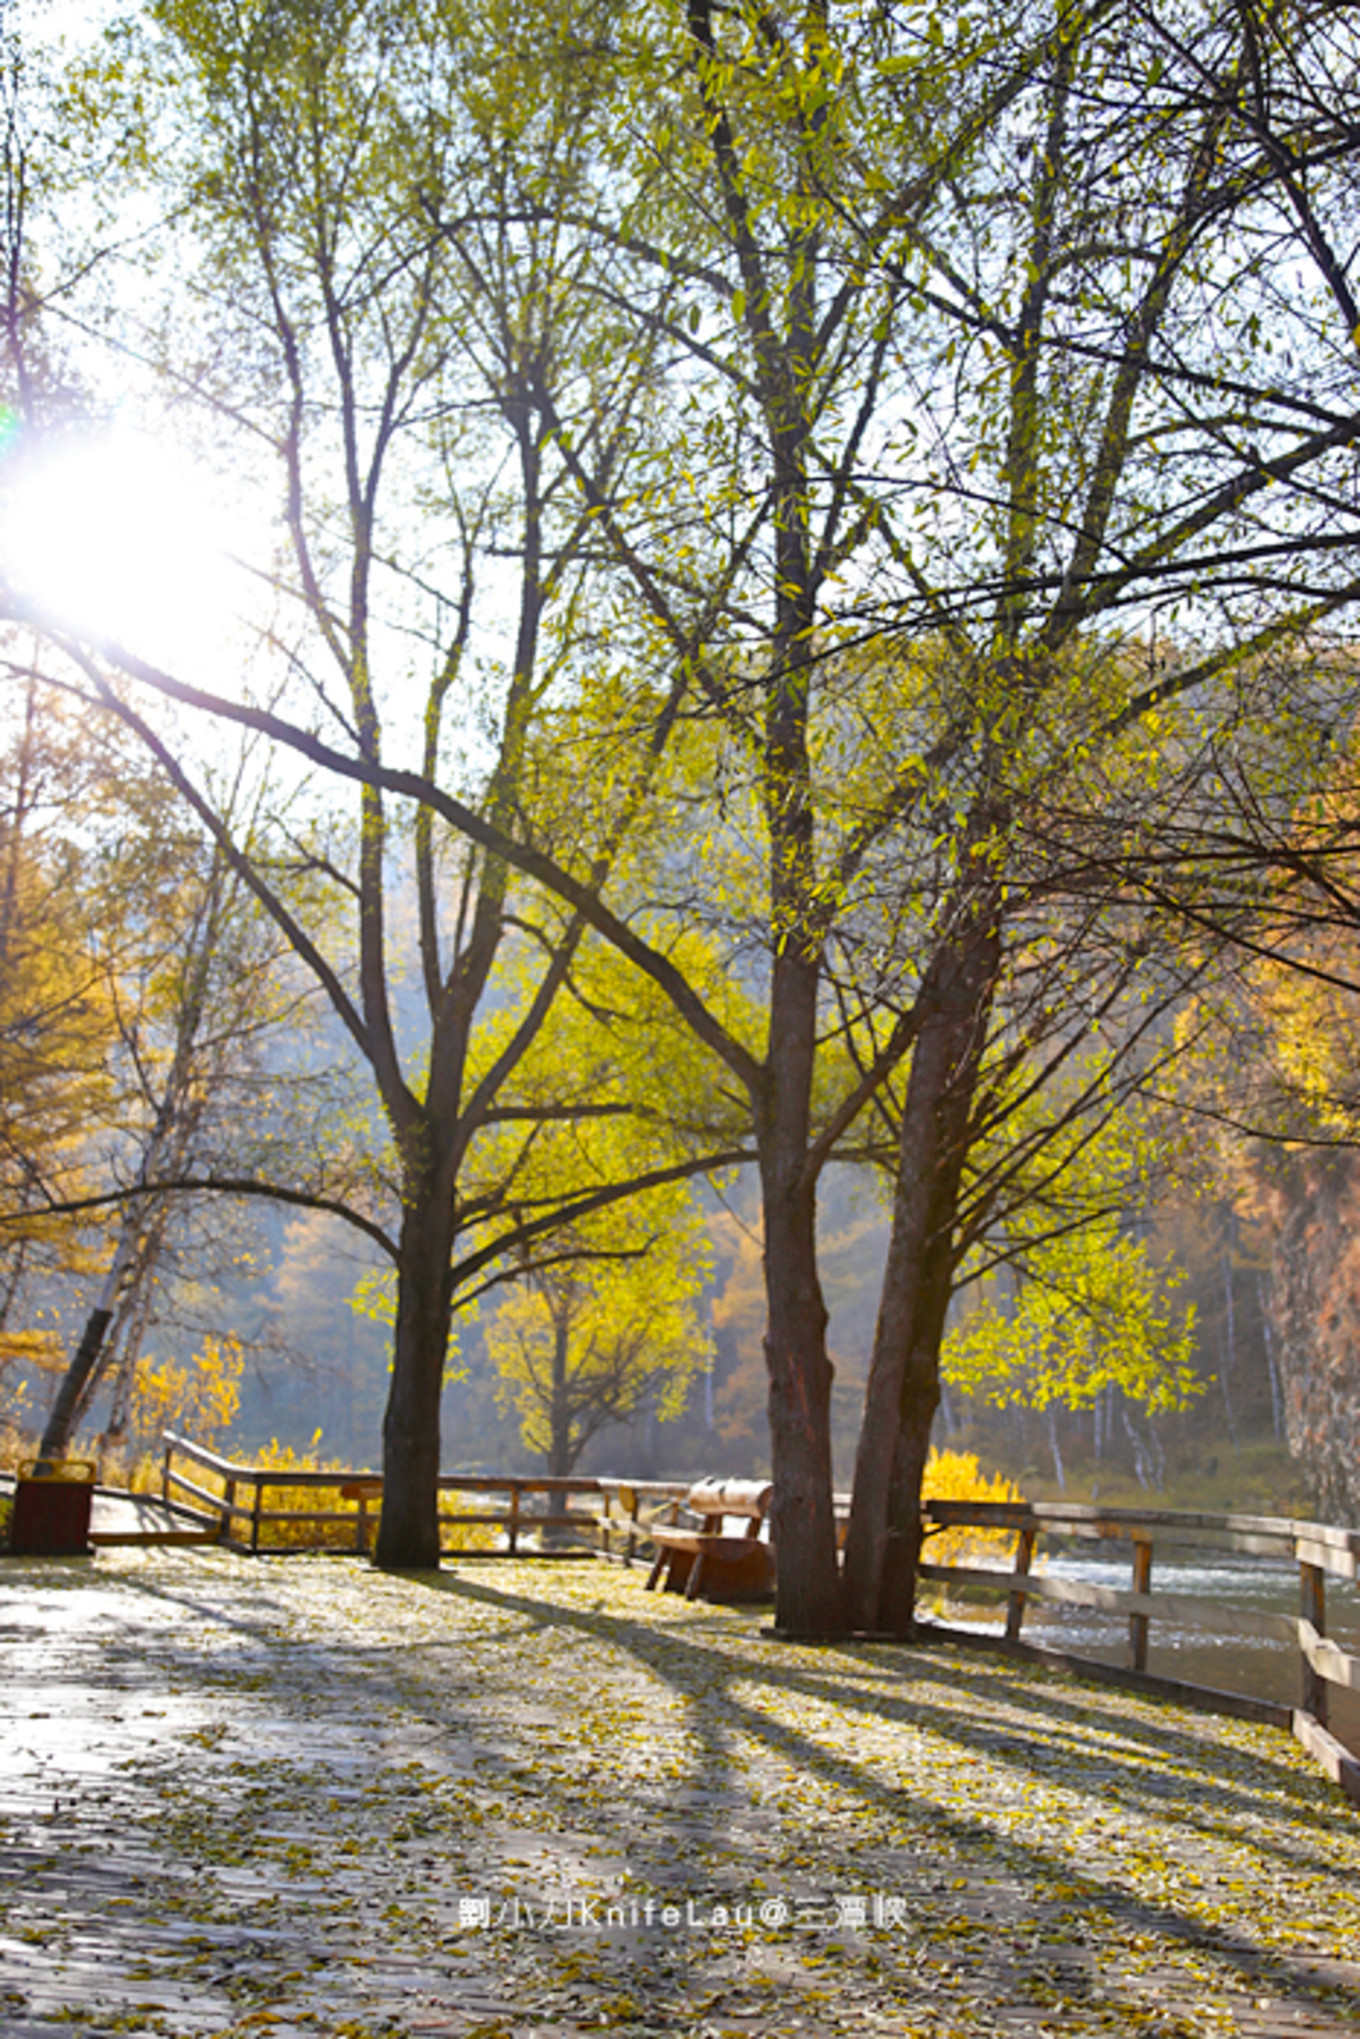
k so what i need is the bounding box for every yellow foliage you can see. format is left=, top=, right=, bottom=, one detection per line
left=0, top=1327, right=64, bottom=1369
left=254, top=1429, right=328, bottom=1475
left=251, top=1433, right=495, bottom=1553
left=920, top=1447, right=1023, bottom=1568
left=128, top=1334, right=244, bottom=1453
left=244, top=1431, right=356, bottom=1549
left=0, top=1330, right=64, bottom=1470
left=486, top=1193, right=712, bottom=1475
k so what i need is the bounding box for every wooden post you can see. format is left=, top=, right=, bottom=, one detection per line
left=1128, top=1538, right=1153, bottom=1672
left=1301, top=1560, right=1328, bottom=1727
left=646, top=1496, right=681, bottom=1591
left=625, top=1485, right=639, bottom=1568
left=508, top=1483, right=520, bottom=1557
left=162, top=1436, right=173, bottom=1507
left=250, top=1474, right=263, bottom=1554
left=222, top=1476, right=236, bottom=1545
left=1005, top=1526, right=1036, bottom=1642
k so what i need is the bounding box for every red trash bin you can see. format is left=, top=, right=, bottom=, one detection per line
left=9, top=1459, right=96, bottom=1556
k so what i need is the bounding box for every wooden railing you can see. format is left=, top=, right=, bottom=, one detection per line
left=158, top=1438, right=1360, bottom=1804
left=160, top=1433, right=690, bottom=1559
left=919, top=1498, right=1360, bottom=1807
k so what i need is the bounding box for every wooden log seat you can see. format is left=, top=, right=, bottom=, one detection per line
left=645, top=1478, right=774, bottom=1603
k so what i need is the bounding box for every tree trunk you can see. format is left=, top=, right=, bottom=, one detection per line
left=73, top=1222, right=165, bottom=1454
left=747, top=863, right=844, bottom=1635
left=38, top=870, right=217, bottom=1467
left=879, top=1338, right=947, bottom=1634
left=374, top=1177, right=456, bottom=1569
left=38, top=1209, right=147, bottom=1464
left=842, top=918, right=999, bottom=1634
left=549, top=1314, right=572, bottom=1479
left=762, top=1156, right=843, bottom=1634
left=37, top=1307, right=115, bottom=1466
left=850, top=1196, right=959, bottom=1636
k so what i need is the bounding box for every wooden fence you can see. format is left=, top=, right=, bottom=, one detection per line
left=160, top=1432, right=690, bottom=1559
left=159, top=1436, right=1360, bottom=1805
left=919, top=1497, right=1360, bottom=1806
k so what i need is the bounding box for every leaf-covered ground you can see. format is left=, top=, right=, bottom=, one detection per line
left=1, top=1548, right=1357, bottom=2039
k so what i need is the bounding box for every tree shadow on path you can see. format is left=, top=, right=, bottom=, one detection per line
left=405, top=1563, right=1360, bottom=2031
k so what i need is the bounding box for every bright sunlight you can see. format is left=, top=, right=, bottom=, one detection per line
left=0, top=414, right=254, bottom=674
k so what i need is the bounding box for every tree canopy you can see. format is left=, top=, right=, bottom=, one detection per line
left=1, top=0, right=1359, bottom=1624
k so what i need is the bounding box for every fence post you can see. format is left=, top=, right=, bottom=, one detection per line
left=222, top=1476, right=236, bottom=1545
left=1128, top=1538, right=1153, bottom=1672
left=1300, top=1560, right=1329, bottom=1727
left=508, top=1483, right=520, bottom=1557
left=250, top=1473, right=263, bottom=1554
left=1005, top=1526, right=1036, bottom=1641
left=162, top=1436, right=173, bottom=1507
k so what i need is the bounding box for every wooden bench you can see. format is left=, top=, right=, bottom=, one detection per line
left=645, top=1479, right=774, bottom=1603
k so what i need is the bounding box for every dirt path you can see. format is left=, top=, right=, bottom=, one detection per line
left=2, top=1548, right=1358, bottom=2038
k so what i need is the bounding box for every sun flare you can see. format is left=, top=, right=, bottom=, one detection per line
left=0, top=419, right=253, bottom=674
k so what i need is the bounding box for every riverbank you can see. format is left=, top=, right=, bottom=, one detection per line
left=2, top=1548, right=1358, bottom=2037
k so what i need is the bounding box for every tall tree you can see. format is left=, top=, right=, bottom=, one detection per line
left=0, top=679, right=115, bottom=1435
left=834, top=0, right=1360, bottom=1629
left=3, top=0, right=741, bottom=1559
left=487, top=1189, right=712, bottom=1478
left=9, top=0, right=1360, bottom=1634
left=34, top=815, right=295, bottom=1464
left=433, top=0, right=1020, bottom=1627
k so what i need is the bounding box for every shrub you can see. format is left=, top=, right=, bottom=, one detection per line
left=920, top=1447, right=1025, bottom=1571
left=228, top=1435, right=499, bottom=1553
left=127, top=1336, right=244, bottom=1457
left=245, top=1433, right=353, bottom=1550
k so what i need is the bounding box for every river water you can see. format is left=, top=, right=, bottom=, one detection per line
left=942, top=1547, right=1360, bottom=1753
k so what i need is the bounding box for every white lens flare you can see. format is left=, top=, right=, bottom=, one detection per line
left=0, top=421, right=246, bottom=669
